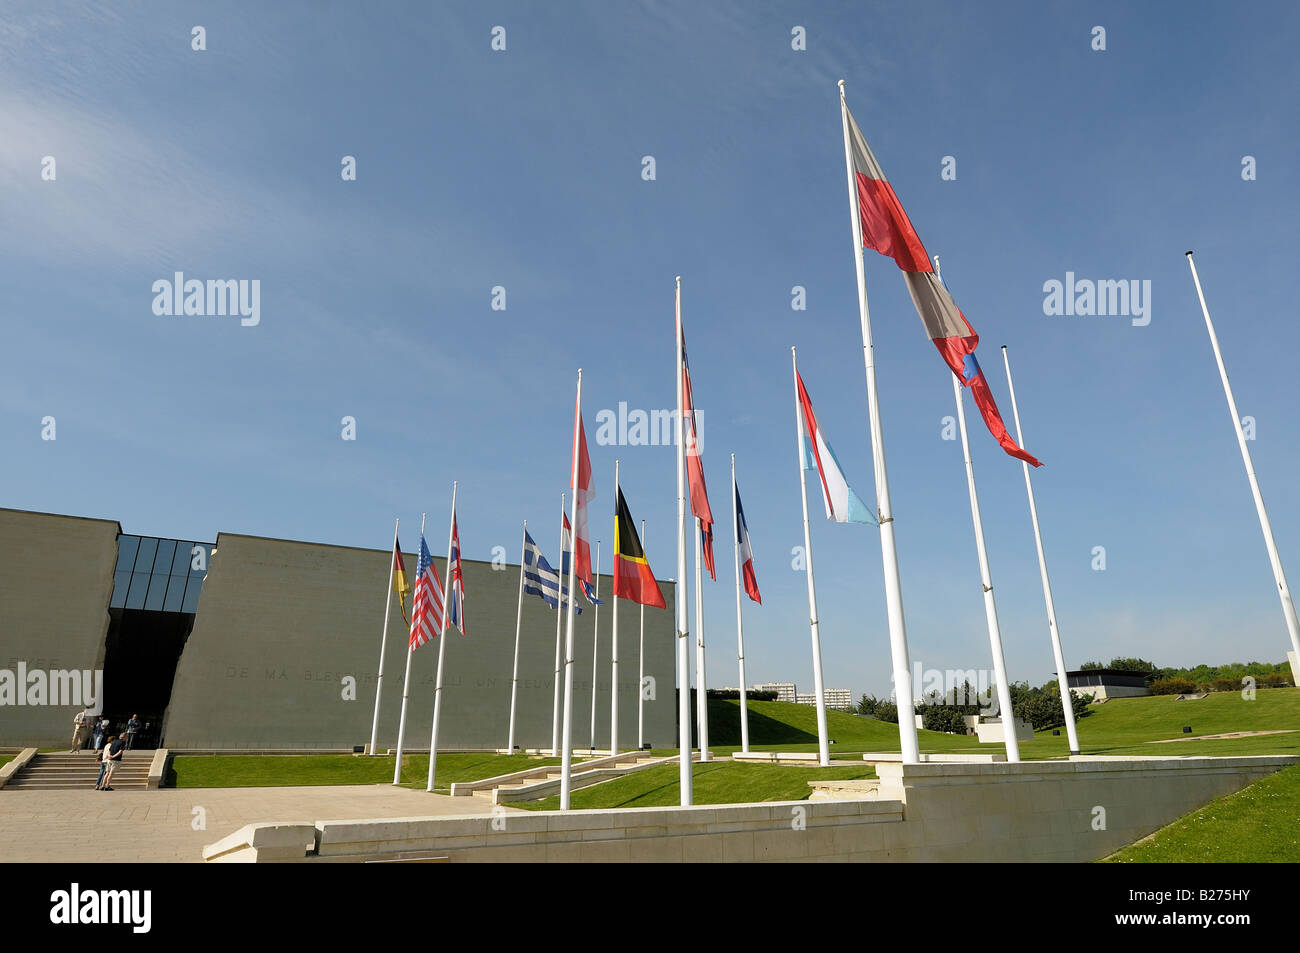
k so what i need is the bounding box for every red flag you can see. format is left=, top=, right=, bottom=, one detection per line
left=570, top=389, right=595, bottom=589
left=680, top=326, right=715, bottom=579
left=844, top=103, right=1040, bottom=468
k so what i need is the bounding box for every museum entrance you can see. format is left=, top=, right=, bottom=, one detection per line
left=103, top=533, right=212, bottom=748
left=101, top=608, right=195, bottom=748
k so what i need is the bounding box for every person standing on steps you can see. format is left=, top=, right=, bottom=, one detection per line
left=124, top=714, right=141, bottom=750
left=70, top=708, right=93, bottom=753
left=98, top=735, right=124, bottom=791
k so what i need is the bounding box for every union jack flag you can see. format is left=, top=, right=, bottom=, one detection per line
left=447, top=515, right=467, bottom=635
left=408, top=535, right=445, bottom=650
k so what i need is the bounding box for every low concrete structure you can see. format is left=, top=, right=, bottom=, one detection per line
left=972, top=717, right=1035, bottom=744
left=0, top=748, right=37, bottom=789
left=203, top=754, right=1297, bottom=863
left=1066, top=668, right=1151, bottom=701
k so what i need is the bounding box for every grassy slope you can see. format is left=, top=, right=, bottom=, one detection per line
left=703, top=689, right=1300, bottom=761
left=1106, top=764, right=1300, bottom=862
left=518, top=760, right=877, bottom=811
left=169, top=752, right=558, bottom=792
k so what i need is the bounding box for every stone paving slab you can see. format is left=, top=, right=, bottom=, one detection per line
left=0, top=784, right=523, bottom=863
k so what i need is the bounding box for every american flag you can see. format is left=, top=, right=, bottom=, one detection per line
left=408, top=535, right=445, bottom=650
left=446, top=515, right=467, bottom=635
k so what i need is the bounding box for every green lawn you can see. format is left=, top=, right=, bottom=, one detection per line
left=168, top=752, right=559, bottom=793
left=517, top=759, right=877, bottom=811
left=0, top=756, right=11, bottom=771
left=702, top=689, right=1300, bottom=762
left=1106, top=764, right=1300, bottom=862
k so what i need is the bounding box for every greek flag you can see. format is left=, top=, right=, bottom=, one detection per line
left=523, top=530, right=580, bottom=614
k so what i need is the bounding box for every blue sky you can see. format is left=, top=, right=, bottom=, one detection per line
left=3, top=1, right=1299, bottom=700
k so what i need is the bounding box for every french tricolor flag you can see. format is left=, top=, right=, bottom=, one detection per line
left=734, top=481, right=761, bottom=604
left=796, top=372, right=876, bottom=525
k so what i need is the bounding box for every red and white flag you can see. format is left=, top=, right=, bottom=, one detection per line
left=570, top=389, right=596, bottom=594
left=844, top=103, right=1040, bottom=468
left=679, top=325, right=716, bottom=579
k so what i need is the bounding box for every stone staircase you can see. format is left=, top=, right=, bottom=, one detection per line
left=4, top=751, right=154, bottom=791
left=450, top=750, right=709, bottom=805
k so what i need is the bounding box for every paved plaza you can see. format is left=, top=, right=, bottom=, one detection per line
left=0, top=784, right=514, bottom=863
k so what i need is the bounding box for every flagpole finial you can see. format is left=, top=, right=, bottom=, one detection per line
left=838, top=79, right=845, bottom=90
left=1185, top=250, right=1195, bottom=257
left=675, top=275, right=681, bottom=283
left=1000, top=344, right=1008, bottom=351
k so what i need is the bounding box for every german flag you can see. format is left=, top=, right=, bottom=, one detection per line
left=613, top=487, right=666, bottom=608
left=393, top=537, right=411, bottom=625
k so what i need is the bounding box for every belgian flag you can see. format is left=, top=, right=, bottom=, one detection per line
left=613, top=487, right=666, bottom=608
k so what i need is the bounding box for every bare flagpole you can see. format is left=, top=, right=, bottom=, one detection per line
left=426, top=481, right=459, bottom=791
left=792, top=347, right=831, bottom=767
left=950, top=372, right=1020, bottom=763
left=550, top=492, right=565, bottom=755
left=369, top=516, right=400, bottom=756
left=675, top=276, right=694, bottom=805
left=506, top=519, right=527, bottom=753
left=1001, top=345, right=1080, bottom=754
left=610, top=461, right=621, bottom=754
left=732, top=453, right=751, bottom=753
left=588, top=540, right=601, bottom=752
left=638, top=519, right=646, bottom=750
left=1186, top=252, right=1300, bottom=673
left=559, top=371, right=583, bottom=809
left=694, top=517, right=711, bottom=762
left=392, top=511, right=425, bottom=784
left=839, top=80, right=919, bottom=762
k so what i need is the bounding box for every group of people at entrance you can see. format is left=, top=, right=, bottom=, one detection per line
left=71, top=709, right=143, bottom=791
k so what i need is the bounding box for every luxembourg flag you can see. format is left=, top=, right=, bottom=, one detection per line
left=796, top=371, right=877, bottom=525
left=734, top=481, right=762, bottom=604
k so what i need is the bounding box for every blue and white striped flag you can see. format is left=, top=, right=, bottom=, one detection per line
left=524, top=529, right=580, bottom=614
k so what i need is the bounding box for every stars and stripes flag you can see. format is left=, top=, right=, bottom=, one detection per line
left=408, top=535, right=445, bottom=650
left=524, top=529, right=581, bottom=613
left=680, top=325, right=716, bottom=579
left=843, top=102, right=1040, bottom=467
left=446, top=515, right=467, bottom=635
left=734, top=480, right=762, bottom=604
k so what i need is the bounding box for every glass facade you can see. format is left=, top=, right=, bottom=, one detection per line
left=110, top=534, right=212, bottom=614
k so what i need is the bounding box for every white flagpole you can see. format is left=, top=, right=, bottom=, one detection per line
left=732, top=453, right=750, bottom=753
left=551, top=492, right=565, bottom=756
left=560, top=371, right=582, bottom=810
left=369, top=516, right=400, bottom=756
left=951, top=374, right=1020, bottom=762
left=1001, top=345, right=1080, bottom=754
left=588, top=540, right=602, bottom=752
left=507, top=519, right=527, bottom=753
left=1186, top=252, right=1300, bottom=670
left=638, top=518, right=646, bottom=751
left=426, top=482, right=459, bottom=791
left=694, top=517, right=711, bottom=761
left=839, top=80, right=920, bottom=762
left=792, top=347, right=831, bottom=767
left=610, top=461, right=620, bottom=754
left=674, top=276, right=694, bottom=805
left=392, top=511, right=425, bottom=784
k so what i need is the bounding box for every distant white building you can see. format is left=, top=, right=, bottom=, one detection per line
left=793, top=688, right=853, bottom=711
left=754, top=682, right=797, bottom=704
